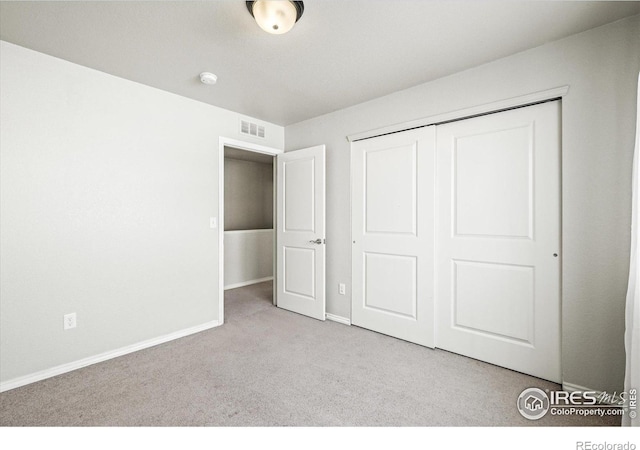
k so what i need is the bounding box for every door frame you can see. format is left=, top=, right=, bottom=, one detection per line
left=218, top=137, right=283, bottom=325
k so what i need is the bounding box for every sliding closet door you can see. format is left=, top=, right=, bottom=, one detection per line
left=351, top=127, right=436, bottom=348
left=436, top=101, right=561, bottom=382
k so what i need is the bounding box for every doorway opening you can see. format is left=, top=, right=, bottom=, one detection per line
left=218, top=138, right=327, bottom=325
left=218, top=137, right=282, bottom=325
left=223, top=146, right=275, bottom=318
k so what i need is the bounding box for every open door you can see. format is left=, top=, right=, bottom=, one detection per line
left=276, top=145, right=326, bottom=320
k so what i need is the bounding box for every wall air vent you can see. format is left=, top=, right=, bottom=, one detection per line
left=240, top=119, right=265, bottom=139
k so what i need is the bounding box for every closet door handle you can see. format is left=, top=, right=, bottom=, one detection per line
left=309, top=238, right=323, bottom=245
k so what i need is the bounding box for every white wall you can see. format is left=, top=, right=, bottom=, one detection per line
left=285, top=16, right=640, bottom=393
left=0, top=41, right=284, bottom=386
left=224, top=230, right=273, bottom=289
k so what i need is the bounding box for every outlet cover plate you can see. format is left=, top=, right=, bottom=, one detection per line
left=64, top=313, right=77, bottom=330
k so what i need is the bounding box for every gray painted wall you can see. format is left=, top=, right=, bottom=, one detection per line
left=224, top=157, right=273, bottom=231
left=0, top=41, right=284, bottom=384
left=285, top=16, right=640, bottom=393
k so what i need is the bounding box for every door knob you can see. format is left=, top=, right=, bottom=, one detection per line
left=309, top=238, right=323, bottom=244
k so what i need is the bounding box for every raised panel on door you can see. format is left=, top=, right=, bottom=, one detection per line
left=283, top=246, right=315, bottom=299
left=277, top=145, right=326, bottom=321
left=454, top=125, right=533, bottom=239
left=453, top=260, right=534, bottom=344
left=284, top=158, right=315, bottom=232
left=364, top=252, right=417, bottom=318
left=436, top=101, right=561, bottom=383
left=352, top=126, right=435, bottom=348
left=365, top=144, right=417, bottom=235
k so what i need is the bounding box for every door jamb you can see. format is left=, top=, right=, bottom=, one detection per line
left=218, top=137, right=283, bottom=325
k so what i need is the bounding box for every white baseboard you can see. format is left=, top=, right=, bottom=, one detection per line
left=0, top=320, right=220, bottom=393
left=562, top=381, right=623, bottom=405
left=224, top=276, right=273, bottom=290
left=563, top=382, right=597, bottom=393
left=325, top=313, right=351, bottom=326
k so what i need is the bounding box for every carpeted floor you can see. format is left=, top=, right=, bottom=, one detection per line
left=0, top=281, right=621, bottom=426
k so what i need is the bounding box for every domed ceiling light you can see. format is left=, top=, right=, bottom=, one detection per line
left=246, top=1, right=304, bottom=35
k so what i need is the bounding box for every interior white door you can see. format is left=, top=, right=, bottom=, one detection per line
left=276, top=145, right=326, bottom=320
left=436, top=101, right=561, bottom=382
left=351, top=127, right=436, bottom=347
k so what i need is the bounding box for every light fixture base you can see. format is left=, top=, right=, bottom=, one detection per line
left=246, top=1, right=304, bottom=34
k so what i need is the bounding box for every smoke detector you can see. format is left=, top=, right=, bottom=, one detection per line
left=199, top=72, right=218, bottom=85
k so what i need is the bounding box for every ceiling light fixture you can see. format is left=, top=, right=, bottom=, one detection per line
left=246, top=1, right=304, bottom=35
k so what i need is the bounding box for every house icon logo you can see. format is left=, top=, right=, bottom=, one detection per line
left=517, top=388, right=550, bottom=420
left=525, top=395, right=543, bottom=411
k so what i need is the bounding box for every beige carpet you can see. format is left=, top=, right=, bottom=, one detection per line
left=0, top=281, right=620, bottom=426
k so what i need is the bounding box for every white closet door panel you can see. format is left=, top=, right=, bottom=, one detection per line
left=454, top=124, right=532, bottom=238
left=352, top=126, right=435, bottom=347
left=365, top=143, right=417, bottom=234
left=453, top=260, right=534, bottom=343
left=436, top=101, right=561, bottom=383
left=364, top=252, right=417, bottom=318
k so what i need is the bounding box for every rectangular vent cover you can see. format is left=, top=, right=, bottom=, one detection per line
left=240, top=120, right=265, bottom=138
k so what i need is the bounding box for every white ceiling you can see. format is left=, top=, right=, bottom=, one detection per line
left=1, top=1, right=639, bottom=126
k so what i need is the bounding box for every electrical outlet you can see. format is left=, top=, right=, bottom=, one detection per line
left=63, top=313, right=76, bottom=330
left=339, top=283, right=346, bottom=295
